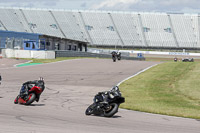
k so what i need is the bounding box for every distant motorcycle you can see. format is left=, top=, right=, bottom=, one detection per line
left=182, top=58, right=194, bottom=62
left=174, top=57, right=177, bottom=62
left=111, top=51, right=117, bottom=62
left=117, top=52, right=121, bottom=60
left=85, top=86, right=125, bottom=117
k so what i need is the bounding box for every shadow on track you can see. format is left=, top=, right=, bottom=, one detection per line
left=112, top=115, right=121, bottom=118
left=87, top=114, right=122, bottom=118
left=28, top=104, right=45, bottom=106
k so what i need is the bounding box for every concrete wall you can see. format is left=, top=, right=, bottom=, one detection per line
left=2, top=49, right=55, bottom=59
left=55, top=50, right=145, bottom=61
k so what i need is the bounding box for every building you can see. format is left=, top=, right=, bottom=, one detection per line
left=0, top=30, right=87, bottom=51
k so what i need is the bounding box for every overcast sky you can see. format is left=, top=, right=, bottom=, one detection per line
left=0, top=0, right=200, bottom=13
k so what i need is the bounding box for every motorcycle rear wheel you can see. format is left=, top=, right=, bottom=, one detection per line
left=104, top=103, right=118, bottom=117
left=25, top=93, right=36, bottom=105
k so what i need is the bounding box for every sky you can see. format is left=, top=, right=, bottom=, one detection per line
left=0, top=0, right=200, bottom=13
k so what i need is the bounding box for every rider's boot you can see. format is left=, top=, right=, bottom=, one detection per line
left=14, top=95, right=20, bottom=104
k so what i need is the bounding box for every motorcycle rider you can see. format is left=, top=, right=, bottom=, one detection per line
left=94, top=86, right=121, bottom=103
left=111, top=51, right=117, bottom=62
left=14, top=77, right=45, bottom=104
left=116, top=51, right=121, bottom=60
left=111, top=51, right=117, bottom=56
left=174, top=57, right=177, bottom=62
left=85, top=86, right=124, bottom=117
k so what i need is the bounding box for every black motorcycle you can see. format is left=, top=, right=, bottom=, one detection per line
left=111, top=51, right=117, bottom=62
left=182, top=58, right=194, bottom=62
left=85, top=86, right=125, bottom=117
left=174, top=57, right=177, bottom=62
left=117, top=52, right=121, bottom=60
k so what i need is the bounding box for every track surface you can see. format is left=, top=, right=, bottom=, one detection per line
left=0, top=58, right=28, bottom=68
left=0, top=58, right=199, bottom=133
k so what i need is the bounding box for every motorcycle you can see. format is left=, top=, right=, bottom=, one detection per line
left=14, top=84, right=44, bottom=105
left=111, top=51, right=117, bottom=62
left=117, top=52, right=121, bottom=60
left=174, top=57, right=177, bottom=62
left=182, top=58, right=194, bottom=62
left=85, top=86, right=125, bottom=117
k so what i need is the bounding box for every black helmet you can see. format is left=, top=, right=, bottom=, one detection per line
left=38, top=77, right=44, bottom=84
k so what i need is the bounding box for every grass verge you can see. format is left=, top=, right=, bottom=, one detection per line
left=18, top=57, right=90, bottom=64
left=119, top=62, right=200, bottom=119
left=16, top=57, right=90, bottom=67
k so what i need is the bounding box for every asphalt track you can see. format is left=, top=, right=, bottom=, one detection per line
left=0, top=58, right=199, bottom=133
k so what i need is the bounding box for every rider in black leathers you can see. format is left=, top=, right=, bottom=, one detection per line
left=111, top=51, right=117, bottom=62
left=94, top=86, right=121, bottom=104
left=14, top=78, right=45, bottom=104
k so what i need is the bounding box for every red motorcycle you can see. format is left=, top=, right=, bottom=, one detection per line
left=14, top=84, right=44, bottom=105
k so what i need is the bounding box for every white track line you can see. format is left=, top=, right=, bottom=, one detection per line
left=117, top=64, right=158, bottom=86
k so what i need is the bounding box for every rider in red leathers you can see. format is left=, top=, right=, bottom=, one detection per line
left=14, top=78, right=45, bottom=104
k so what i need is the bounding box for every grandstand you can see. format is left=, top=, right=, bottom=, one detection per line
left=0, top=7, right=200, bottom=50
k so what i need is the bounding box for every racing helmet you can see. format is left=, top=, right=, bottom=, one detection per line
left=38, top=77, right=45, bottom=85
left=110, top=86, right=121, bottom=97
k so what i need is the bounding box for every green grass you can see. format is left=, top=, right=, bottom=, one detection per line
left=120, top=62, right=200, bottom=119
left=16, top=57, right=91, bottom=67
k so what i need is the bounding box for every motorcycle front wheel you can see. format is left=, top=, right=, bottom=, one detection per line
left=104, top=103, right=118, bottom=117
left=85, top=104, right=95, bottom=115
left=25, top=93, right=36, bottom=105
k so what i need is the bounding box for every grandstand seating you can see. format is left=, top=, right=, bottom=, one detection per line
left=13, top=9, right=33, bottom=33
left=22, top=9, right=64, bottom=38
left=170, top=14, right=197, bottom=48
left=191, top=15, right=200, bottom=48
left=52, top=11, right=85, bottom=41
left=0, top=7, right=199, bottom=49
left=79, top=12, right=122, bottom=46
left=111, top=13, right=144, bottom=47
left=0, top=9, right=25, bottom=32
left=140, top=13, right=177, bottom=48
